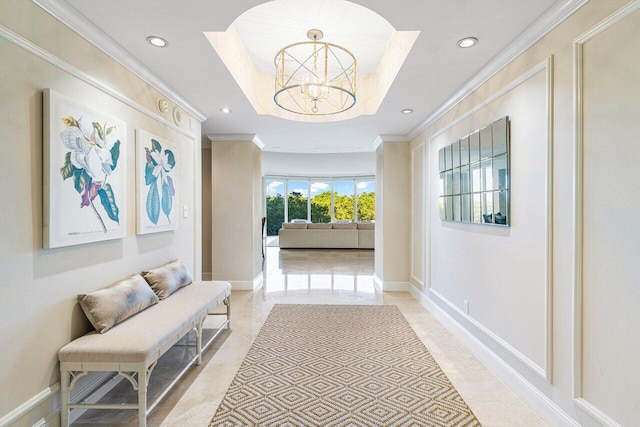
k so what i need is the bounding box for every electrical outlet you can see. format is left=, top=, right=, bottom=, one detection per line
left=183, top=205, right=188, bottom=218
left=463, top=300, right=469, bottom=315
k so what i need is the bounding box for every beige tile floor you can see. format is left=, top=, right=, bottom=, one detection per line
left=73, top=247, right=545, bottom=426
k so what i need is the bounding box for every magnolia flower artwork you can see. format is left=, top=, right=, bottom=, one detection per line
left=136, top=129, right=179, bottom=234
left=43, top=89, right=127, bottom=248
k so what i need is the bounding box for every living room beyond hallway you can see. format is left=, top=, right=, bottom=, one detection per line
left=262, top=246, right=375, bottom=297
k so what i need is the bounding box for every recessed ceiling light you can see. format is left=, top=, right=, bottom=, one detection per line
left=272, top=146, right=280, bottom=149
left=316, top=149, right=324, bottom=152
left=401, top=108, right=414, bottom=114
left=457, top=37, right=478, bottom=48
left=220, top=107, right=232, bottom=113
left=146, top=36, right=168, bottom=48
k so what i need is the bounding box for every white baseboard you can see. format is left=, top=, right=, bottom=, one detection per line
left=253, top=273, right=264, bottom=290
left=372, top=274, right=409, bottom=292
left=407, top=286, right=579, bottom=427
left=202, top=272, right=212, bottom=281
left=373, top=273, right=383, bottom=290
left=575, top=398, right=622, bottom=427
left=0, top=371, right=115, bottom=427
left=0, top=383, right=59, bottom=427
left=383, top=281, right=409, bottom=291
left=229, top=273, right=263, bottom=291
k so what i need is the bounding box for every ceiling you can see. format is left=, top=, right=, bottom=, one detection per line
left=55, top=0, right=565, bottom=153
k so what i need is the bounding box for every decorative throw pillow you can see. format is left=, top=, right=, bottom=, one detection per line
left=308, top=223, right=332, bottom=229
left=141, top=259, right=193, bottom=300
left=332, top=223, right=357, bottom=229
left=78, top=274, right=159, bottom=334
left=282, top=223, right=307, bottom=229
left=357, top=222, right=375, bottom=230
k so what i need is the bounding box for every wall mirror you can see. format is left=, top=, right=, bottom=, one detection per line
left=438, top=116, right=510, bottom=226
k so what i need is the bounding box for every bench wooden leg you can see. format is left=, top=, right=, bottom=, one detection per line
left=138, top=368, right=147, bottom=427
left=60, top=369, right=70, bottom=427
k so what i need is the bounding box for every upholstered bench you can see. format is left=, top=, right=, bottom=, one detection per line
left=58, top=261, right=231, bottom=427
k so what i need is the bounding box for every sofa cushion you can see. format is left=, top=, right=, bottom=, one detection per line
left=308, top=223, right=332, bottom=229
left=283, top=223, right=307, bottom=229
left=78, top=274, right=159, bottom=334
left=142, top=259, right=193, bottom=300
left=357, top=223, right=375, bottom=230
left=332, top=223, right=357, bottom=230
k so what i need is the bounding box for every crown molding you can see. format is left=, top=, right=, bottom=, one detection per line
left=0, top=23, right=195, bottom=140
left=407, top=0, right=589, bottom=141
left=371, top=136, right=383, bottom=151
left=371, top=134, right=409, bottom=151
left=33, top=0, right=207, bottom=123
left=207, top=134, right=265, bottom=150
left=379, top=135, right=410, bottom=142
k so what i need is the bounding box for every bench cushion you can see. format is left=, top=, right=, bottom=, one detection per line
left=59, top=281, right=231, bottom=364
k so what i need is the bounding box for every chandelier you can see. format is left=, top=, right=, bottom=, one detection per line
left=274, top=29, right=357, bottom=115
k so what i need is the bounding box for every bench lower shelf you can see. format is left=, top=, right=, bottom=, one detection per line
left=60, top=299, right=230, bottom=427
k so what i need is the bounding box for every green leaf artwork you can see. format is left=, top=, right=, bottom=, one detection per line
left=98, top=184, right=119, bottom=224
left=59, top=115, right=120, bottom=233
left=145, top=162, right=156, bottom=186
left=60, top=152, right=74, bottom=180
left=161, top=180, right=172, bottom=217
left=143, top=137, right=177, bottom=228
left=72, top=168, right=90, bottom=194
left=146, top=179, right=160, bottom=225
left=166, top=150, right=176, bottom=168
left=110, top=140, right=121, bottom=170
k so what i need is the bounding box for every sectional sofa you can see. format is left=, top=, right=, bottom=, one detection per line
left=278, top=222, right=374, bottom=249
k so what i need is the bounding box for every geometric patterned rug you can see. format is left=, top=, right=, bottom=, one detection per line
left=210, top=304, right=481, bottom=426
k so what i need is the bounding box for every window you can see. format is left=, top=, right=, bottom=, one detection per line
left=265, top=179, right=284, bottom=236
left=287, top=180, right=308, bottom=221
left=333, top=181, right=355, bottom=222
left=310, top=181, right=331, bottom=223
left=356, top=180, right=375, bottom=221
left=264, top=176, right=375, bottom=225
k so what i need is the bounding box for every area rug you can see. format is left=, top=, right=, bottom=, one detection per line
left=210, top=304, right=480, bottom=426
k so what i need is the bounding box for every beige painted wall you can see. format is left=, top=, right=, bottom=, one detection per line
left=374, top=146, right=384, bottom=283
left=210, top=140, right=262, bottom=287
left=376, top=141, right=411, bottom=287
left=202, top=147, right=212, bottom=276
left=410, top=143, right=426, bottom=287
left=409, top=0, right=639, bottom=425
left=0, top=1, right=202, bottom=425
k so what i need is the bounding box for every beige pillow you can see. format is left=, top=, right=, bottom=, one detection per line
left=282, top=223, right=307, bottom=229
left=78, top=274, right=159, bottom=334
left=357, top=223, right=375, bottom=230
left=142, top=259, right=193, bottom=300
left=332, top=223, right=357, bottom=229
left=308, top=223, right=332, bottom=229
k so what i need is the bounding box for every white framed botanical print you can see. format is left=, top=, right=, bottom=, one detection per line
left=136, top=129, right=179, bottom=234
left=43, top=89, right=127, bottom=249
